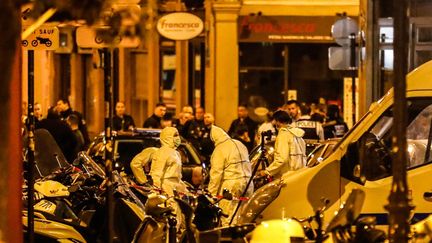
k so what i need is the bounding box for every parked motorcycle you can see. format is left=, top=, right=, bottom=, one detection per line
left=23, top=129, right=150, bottom=243
left=133, top=187, right=254, bottom=243
left=250, top=188, right=386, bottom=243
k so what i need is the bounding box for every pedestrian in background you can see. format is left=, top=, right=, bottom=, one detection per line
left=161, top=113, right=174, bottom=128
left=296, top=103, right=324, bottom=154
left=184, top=107, right=207, bottom=154
left=323, top=105, right=348, bottom=139
left=57, top=98, right=90, bottom=148
left=228, top=104, right=257, bottom=152
left=174, top=111, right=193, bottom=136
left=143, top=102, right=167, bottom=128
left=256, top=111, right=276, bottom=144
left=37, top=107, right=78, bottom=163
left=113, top=101, right=135, bottom=131
left=284, top=100, right=302, bottom=123
left=200, top=112, right=215, bottom=164
left=66, top=114, right=85, bottom=156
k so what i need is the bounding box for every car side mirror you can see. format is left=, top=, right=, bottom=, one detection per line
left=353, top=164, right=361, bottom=178
left=352, top=164, right=366, bottom=184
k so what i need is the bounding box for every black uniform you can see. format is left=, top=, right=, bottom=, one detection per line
left=60, top=108, right=90, bottom=148
left=143, top=114, right=162, bottom=128
left=37, top=118, right=78, bottom=163
left=113, top=114, right=135, bottom=131
left=323, top=119, right=348, bottom=139
left=295, top=117, right=323, bottom=155
left=228, top=117, right=257, bottom=151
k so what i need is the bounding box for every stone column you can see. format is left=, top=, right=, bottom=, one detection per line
left=175, top=40, right=189, bottom=114
left=210, top=1, right=241, bottom=130
left=145, top=0, right=160, bottom=118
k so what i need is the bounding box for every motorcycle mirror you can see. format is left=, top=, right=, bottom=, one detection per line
left=68, top=184, right=79, bottom=193
left=222, top=189, right=233, bottom=200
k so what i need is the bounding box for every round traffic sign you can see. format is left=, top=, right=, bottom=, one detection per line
left=331, top=17, right=358, bottom=46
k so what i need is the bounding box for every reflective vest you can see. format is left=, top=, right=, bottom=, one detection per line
left=296, top=119, right=320, bottom=143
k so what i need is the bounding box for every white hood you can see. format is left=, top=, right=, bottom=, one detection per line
left=283, top=126, right=305, bottom=138
left=210, top=125, right=230, bottom=146
left=160, top=127, right=178, bottom=148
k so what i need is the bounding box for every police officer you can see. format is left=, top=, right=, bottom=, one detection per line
left=323, top=105, right=348, bottom=139
left=286, top=100, right=324, bottom=154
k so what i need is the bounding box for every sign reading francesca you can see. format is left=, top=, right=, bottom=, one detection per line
left=157, top=12, right=204, bottom=40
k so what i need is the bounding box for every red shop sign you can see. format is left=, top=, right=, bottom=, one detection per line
left=238, top=15, right=341, bottom=43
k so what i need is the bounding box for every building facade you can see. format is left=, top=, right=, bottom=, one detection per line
left=21, top=0, right=360, bottom=135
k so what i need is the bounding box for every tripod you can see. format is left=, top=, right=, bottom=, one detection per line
left=229, top=130, right=272, bottom=225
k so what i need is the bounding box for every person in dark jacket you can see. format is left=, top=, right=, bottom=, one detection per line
left=323, top=105, right=348, bottom=139
left=143, top=103, right=167, bottom=128
left=113, top=101, right=135, bottom=131
left=66, top=114, right=85, bottom=155
left=57, top=98, right=90, bottom=148
left=37, top=107, right=78, bottom=163
left=228, top=104, right=257, bottom=151
left=184, top=107, right=206, bottom=150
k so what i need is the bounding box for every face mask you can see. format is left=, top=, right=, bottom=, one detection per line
left=173, top=137, right=181, bottom=147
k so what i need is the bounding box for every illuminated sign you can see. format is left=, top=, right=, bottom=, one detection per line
left=157, top=12, right=204, bottom=41
left=238, top=16, right=341, bottom=43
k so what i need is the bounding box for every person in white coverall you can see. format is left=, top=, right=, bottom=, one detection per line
left=130, top=147, right=158, bottom=185
left=208, top=125, right=253, bottom=226
left=149, top=127, right=187, bottom=231
left=261, top=110, right=306, bottom=178
left=150, top=127, right=187, bottom=196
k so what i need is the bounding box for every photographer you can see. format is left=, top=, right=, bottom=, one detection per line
left=256, top=111, right=276, bottom=144
left=260, top=110, right=306, bottom=178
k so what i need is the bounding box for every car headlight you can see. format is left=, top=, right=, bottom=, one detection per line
left=236, top=179, right=283, bottom=224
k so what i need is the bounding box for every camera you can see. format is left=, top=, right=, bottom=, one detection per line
left=261, top=130, right=273, bottom=141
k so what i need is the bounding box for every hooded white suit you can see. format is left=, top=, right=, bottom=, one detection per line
left=130, top=147, right=158, bottom=184
left=150, top=127, right=185, bottom=196
left=208, top=125, right=253, bottom=225
left=149, top=127, right=186, bottom=231
left=265, top=126, right=305, bottom=177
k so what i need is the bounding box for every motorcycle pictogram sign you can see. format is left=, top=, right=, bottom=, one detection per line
left=21, top=26, right=59, bottom=50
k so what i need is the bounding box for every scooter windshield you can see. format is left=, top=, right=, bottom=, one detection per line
left=33, top=129, right=70, bottom=179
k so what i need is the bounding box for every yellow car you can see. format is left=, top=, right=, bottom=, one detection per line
left=238, top=60, right=432, bottom=227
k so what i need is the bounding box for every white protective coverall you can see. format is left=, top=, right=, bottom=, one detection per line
left=208, top=125, right=253, bottom=225
left=149, top=127, right=186, bottom=231
left=130, top=147, right=158, bottom=184
left=265, top=126, right=305, bottom=178
left=150, top=127, right=186, bottom=196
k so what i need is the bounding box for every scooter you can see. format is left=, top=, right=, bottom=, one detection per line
left=24, top=129, right=149, bottom=242
left=249, top=188, right=386, bottom=243
left=177, top=189, right=255, bottom=243
left=133, top=187, right=254, bottom=243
